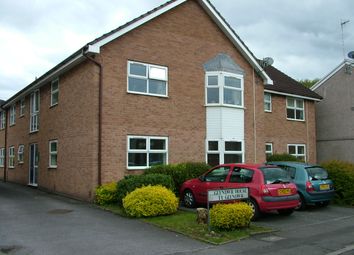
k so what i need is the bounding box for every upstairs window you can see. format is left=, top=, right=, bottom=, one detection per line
left=30, top=90, right=40, bottom=132
left=0, top=148, right=4, bottom=167
left=287, top=97, right=304, bottom=121
left=51, top=79, right=59, bottom=106
left=206, top=72, right=243, bottom=107
left=127, top=136, right=168, bottom=169
left=9, top=146, right=15, bottom=168
left=18, top=145, right=24, bottom=164
left=20, top=98, right=25, bottom=117
left=9, top=105, right=16, bottom=126
left=264, top=93, right=272, bottom=112
left=127, top=61, right=168, bottom=97
left=0, top=111, right=5, bottom=130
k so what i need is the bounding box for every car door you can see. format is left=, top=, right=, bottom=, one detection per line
left=194, top=166, right=231, bottom=204
left=226, top=167, right=255, bottom=196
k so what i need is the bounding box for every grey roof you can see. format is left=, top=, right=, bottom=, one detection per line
left=203, top=53, right=244, bottom=75
left=0, top=100, right=5, bottom=107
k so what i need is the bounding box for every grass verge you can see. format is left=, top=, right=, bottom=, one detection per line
left=100, top=204, right=273, bottom=245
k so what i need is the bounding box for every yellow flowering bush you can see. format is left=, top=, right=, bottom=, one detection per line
left=210, top=202, right=253, bottom=229
left=123, top=185, right=179, bottom=217
left=95, top=182, right=118, bottom=205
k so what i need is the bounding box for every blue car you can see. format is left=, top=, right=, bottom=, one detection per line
left=267, top=162, right=335, bottom=209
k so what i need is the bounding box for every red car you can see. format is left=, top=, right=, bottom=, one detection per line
left=180, top=163, right=300, bottom=219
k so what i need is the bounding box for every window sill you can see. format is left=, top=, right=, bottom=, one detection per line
left=50, top=103, right=58, bottom=109
left=9, top=124, right=15, bottom=127
left=18, top=162, right=24, bottom=165
left=48, top=166, right=57, bottom=170
left=29, top=130, right=39, bottom=134
left=286, top=118, right=305, bottom=122
left=19, top=115, right=24, bottom=118
left=264, top=110, right=272, bottom=113
left=205, top=104, right=245, bottom=110
left=127, top=91, right=168, bottom=98
left=8, top=167, right=15, bottom=169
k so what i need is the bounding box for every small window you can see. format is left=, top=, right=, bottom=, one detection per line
left=224, top=141, right=242, bottom=164
left=204, top=166, right=230, bottom=182
left=207, top=141, right=220, bottom=166
left=127, top=136, right=168, bottom=169
left=18, top=145, right=24, bottom=164
left=20, top=99, right=25, bottom=117
left=51, top=79, right=59, bottom=106
left=0, top=148, right=5, bottom=167
left=9, top=105, right=16, bottom=126
left=0, top=111, right=5, bottom=130
left=9, top=146, right=15, bottom=168
left=128, top=61, right=168, bottom=97
left=206, top=140, right=243, bottom=166
left=30, top=90, right=40, bottom=132
left=264, top=93, right=272, bottom=112
left=288, top=144, right=306, bottom=161
left=287, top=97, right=304, bottom=121
left=265, top=143, right=273, bottom=159
left=49, top=140, right=58, bottom=168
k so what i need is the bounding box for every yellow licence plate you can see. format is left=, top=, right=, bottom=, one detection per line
left=278, top=188, right=291, bottom=196
left=320, top=184, right=330, bottom=190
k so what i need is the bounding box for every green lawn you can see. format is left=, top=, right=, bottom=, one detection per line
left=100, top=204, right=273, bottom=245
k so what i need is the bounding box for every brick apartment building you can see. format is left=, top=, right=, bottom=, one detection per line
left=0, top=0, right=321, bottom=201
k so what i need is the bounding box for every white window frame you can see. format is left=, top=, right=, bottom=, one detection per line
left=9, top=146, right=15, bottom=168
left=127, top=61, right=168, bottom=97
left=51, top=79, right=59, bottom=106
left=20, top=98, right=25, bottom=117
left=288, top=144, right=306, bottom=161
left=18, top=145, right=24, bottom=164
left=206, top=139, right=244, bottom=165
left=205, top=71, right=244, bottom=108
left=265, top=143, right=273, bottom=158
left=0, top=111, right=5, bottom=130
left=264, top=93, right=272, bottom=112
left=127, top=136, right=168, bottom=170
left=286, top=97, right=305, bottom=121
left=49, top=140, right=58, bottom=168
left=30, top=90, right=40, bottom=133
left=9, top=105, right=16, bottom=126
left=0, top=148, right=5, bottom=167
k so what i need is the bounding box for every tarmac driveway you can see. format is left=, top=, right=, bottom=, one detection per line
left=1, top=181, right=354, bottom=255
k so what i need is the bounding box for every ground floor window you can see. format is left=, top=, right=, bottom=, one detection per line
left=9, top=146, right=15, bottom=168
left=265, top=143, right=273, bottom=159
left=127, top=136, right=168, bottom=169
left=288, top=144, right=306, bottom=161
left=0, top=148, right=5, bottom=167
left=206, top=140, right=243, bottom=167
left=18, top=145, right=24, bottom=164
left=49, top=140, right=58, bottom=168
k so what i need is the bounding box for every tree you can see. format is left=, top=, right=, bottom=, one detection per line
left=298, top=78, right=320, bottom=89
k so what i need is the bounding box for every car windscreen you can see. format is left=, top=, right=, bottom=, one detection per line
left=260, top=167, right=291, bottom=184
left=306, top=167, right=328, bottom=180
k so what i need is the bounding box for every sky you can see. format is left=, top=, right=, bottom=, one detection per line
left=1, top=0, right=353, bottom=100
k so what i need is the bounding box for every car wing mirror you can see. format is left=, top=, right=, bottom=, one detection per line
left=198, top=175, right=206, bottom=182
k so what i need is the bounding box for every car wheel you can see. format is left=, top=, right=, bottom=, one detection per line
left=296, top=193, right=306, bottom=210
left=247, top=198, right=260, bottom=220
left=278, top=208, right=294, bottom=216
left=183, top=190, right=196, bottom=208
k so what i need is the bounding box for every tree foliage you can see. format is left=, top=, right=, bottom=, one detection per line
left=298, top=78, right=320, bottom=88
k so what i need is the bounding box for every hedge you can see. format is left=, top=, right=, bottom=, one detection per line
left=144, top=162, right=210, bottom=192
left=267, top=153, right=302, bottom=162
left=321, top=160, right=354, bottom=206
left=116, top=174, right=174, bottom=205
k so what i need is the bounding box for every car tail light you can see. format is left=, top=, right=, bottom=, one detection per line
left=306, top=181, right=314, bottom=192
left=261, top=185, right=270, bottom=195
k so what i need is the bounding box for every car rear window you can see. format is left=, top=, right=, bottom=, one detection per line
left=260, top=167, right=291, bottom=184
left=306, top=167, right=328, bottom=180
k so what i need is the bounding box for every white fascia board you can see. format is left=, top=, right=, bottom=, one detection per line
left=311, top=60, right=347, bottom=91
left=198, top=0, right=273, bottom=85
left=264, top=89, right=321, bottom=102
left=92, top=0, right=187, bottom=49
left=4, top=53, right=84, bottom=108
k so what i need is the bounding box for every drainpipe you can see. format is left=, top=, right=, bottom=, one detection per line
left=4, top=108, right=8, bottom=182
left=252, top=68, right=257, bottom=163
left=83, top=47, right=102, bottom=187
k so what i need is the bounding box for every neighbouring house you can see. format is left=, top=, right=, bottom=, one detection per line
left=312, top=59, right=354, bottom=163
left=0, top=0, right=321, bottom=201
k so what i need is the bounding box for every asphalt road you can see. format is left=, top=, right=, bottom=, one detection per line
left=1, top=181, right=354, bottom=255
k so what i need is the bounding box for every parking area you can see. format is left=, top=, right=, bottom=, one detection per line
left=1, top=181, right=354, bottom=255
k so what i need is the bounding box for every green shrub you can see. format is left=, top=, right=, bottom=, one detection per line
left=123, top=185, right=179, bottom=217
left=321, top=160, right=354, bottom=206
left=95, top=182, right=118, bottom=205
left=267, top=153, right=301, bottom=162
left=116, top=174, right=174, bottom=205
left=144, top=162, right=210, bottom=192
left=210, top=202, right=253, bottom=230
